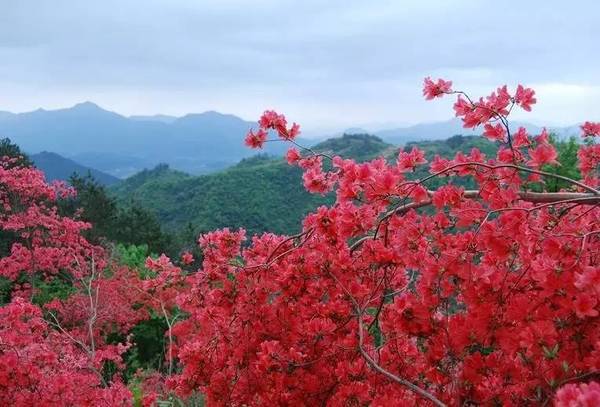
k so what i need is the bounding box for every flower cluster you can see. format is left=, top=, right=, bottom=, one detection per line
left=245, top=110, right=301, bottom=148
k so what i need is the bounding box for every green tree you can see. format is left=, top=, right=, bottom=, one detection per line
left=543, top=135, right=581, bottom=192
left=113, top=202, right=172, bottom=254
left=0, top=138, right=32, bottom=169
left=59, top=174, right=119, bottom=244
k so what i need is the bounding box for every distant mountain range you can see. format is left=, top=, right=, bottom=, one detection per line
left=0, top=103, right=583, bottom=178
left=31, top=151, right=120, bottom=186
left=373, top=119, right=580, bottom=145
left=0, top=103, right=292, bottom=178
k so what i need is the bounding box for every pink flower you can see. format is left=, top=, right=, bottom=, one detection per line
left=453, top=96, right=471, bottom=116
left=286, top=123, right=301, bottom=140
left=244, top=129, right=268, bottom=149
left=259, top=110, right=287, bottom=130
left=423, top=77, right=452, bottom=100
left=574, top=293, right=599, bottom=319
left=483, top=123, right=506, bottom=142
left=181, top=252, right=194, bottom=265
left=527, top=143, right=559, bottom=168
left=555, top=381, right=600, bottom=407
left=397, top=147, right=427, bottom=172
left=285, top=148, right=301, bottom=165
left=514, top=85, right=536, bottom=111
left=581, top=121, right=600, bottom=138
left=513, top=127, right=530, bottom=148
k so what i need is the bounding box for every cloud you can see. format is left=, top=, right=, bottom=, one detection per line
left=0, top=0, right=598, bottom=130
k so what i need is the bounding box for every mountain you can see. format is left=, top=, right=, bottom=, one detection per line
left=375, top=118, right=580, bottom=145
left=376, top=119, right=479, bottom=144
left=0, top=103, right=294, bottom=178
left=0, top=102, right=583, bottom=179
left=111, top=134, right=393, bottom=236
left=31, top=151, right=120, bottom=186
left=129, top=114, right=178, bottom=124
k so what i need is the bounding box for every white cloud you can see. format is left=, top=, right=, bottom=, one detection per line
left=0, top=0, right=598, bottom=132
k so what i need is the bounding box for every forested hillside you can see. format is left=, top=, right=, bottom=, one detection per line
left=111, top=134, right=493, bottom=236
left=111, top=134, right=392, bottom=236
left=113, top=132, right=581, bottom=238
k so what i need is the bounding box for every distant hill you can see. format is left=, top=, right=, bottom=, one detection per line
left=375, top=118, right=579, bottom=145
left=0, top=102, right=582, bottom=179
left=31, top=151, right=121, bottom=186
left=129, top=114, right=178, bottom=124
left=0, top=103, right=297, bottom=178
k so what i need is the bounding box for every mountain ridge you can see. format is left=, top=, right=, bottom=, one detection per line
left=31, top=151, right=120, bottom=186
left=0, top=103, right=584, bottom=179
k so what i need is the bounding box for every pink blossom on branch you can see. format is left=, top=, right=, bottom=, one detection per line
left=581, top=121, right=600, bottom=138
left=244, top=129, right=268, bottom=149
left=422, top=77, right=452, bottom=100
left=514, top=84, right=537, bottom=111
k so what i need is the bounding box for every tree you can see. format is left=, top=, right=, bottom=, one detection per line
left=59, top=174, right=119, bottom=244
left=112, top=202, right=173, bottom=255
left=167, top=80, right=600, bottom=405
left=0, top=138, right=32, bottom=169
left=0, top=158, right=138, bottom=405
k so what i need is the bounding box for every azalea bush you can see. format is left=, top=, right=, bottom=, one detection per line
left=169, top=79, right=600, bottom=406
left=0, top=159, right=137, bottom=405
left=0, top=78, right=599, bottom=406
left=0, top=157, right=180, bottom=406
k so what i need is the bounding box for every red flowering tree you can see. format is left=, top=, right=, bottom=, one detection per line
left=0, top=160, right=140, bottom=405
left=169, top=79, right=600, bottom=406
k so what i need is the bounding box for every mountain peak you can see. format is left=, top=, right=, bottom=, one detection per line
left=71, top=101, right=103, bottom=111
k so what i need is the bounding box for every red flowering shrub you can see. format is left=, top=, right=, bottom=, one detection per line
left=1, top=79, right=598, bottom=406
left=0, top=162, right=140, bottom=405
left=168, top=80, right=600, bottom=406
left=0, top=161, right=99, bottom=282
left=0, top=297, right=131, bottom=406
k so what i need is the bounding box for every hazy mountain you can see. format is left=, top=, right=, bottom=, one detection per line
left=375, top=118, right=580, bottom=145
left=129, top=114, right=178, bottom=124
left=0, top=103, right=292, bottom=177
left=31, top=151, right=120, bottom=185
left=0, top=102, right=583, bottom=179
left=68, top=151, right=151, bottom=179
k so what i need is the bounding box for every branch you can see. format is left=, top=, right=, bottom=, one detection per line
left=327, top=271, right=446, bottom=407
left=350, top=191, right=599, bottom=252
left=418, top=162, right=599, bottom=195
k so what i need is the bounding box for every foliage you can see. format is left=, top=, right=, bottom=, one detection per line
left=543, top=136, right=581, bottom=192
left=112, top=202, right=173, bottom=255
left=59, top=174, right=119, bottom=243
left=0, top=138, right=32, bottom=168
left=112, top=133, right=581, bottom=240
left=60, top=174, right=174, bottom=255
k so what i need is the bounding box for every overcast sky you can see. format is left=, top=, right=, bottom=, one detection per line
left=0, top=0, right=598, bottom=133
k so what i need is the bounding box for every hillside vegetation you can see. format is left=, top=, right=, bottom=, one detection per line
left=112, top=134, right=503, bottom=236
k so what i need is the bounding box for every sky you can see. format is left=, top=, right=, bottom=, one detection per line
left=0, top=0, right=598, bottom=134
